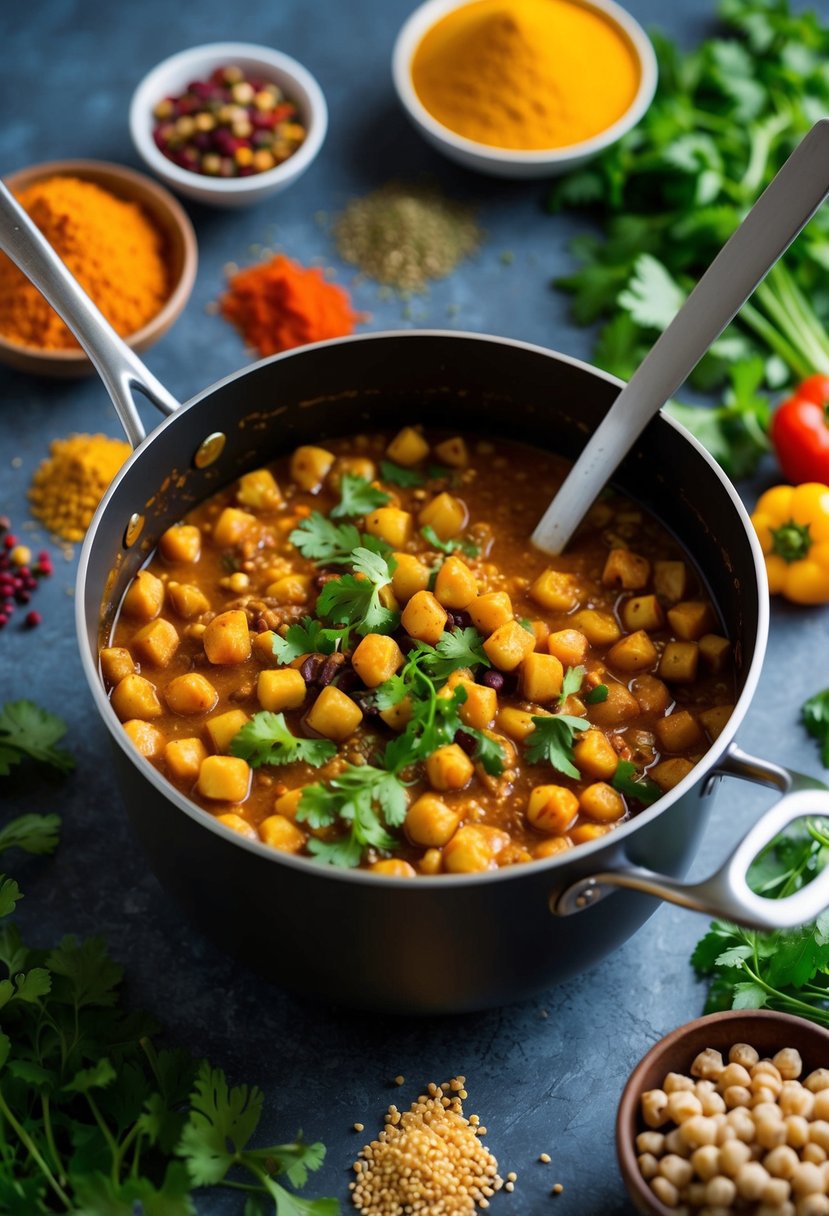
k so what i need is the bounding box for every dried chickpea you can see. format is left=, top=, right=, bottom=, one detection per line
left=791, top=1160, right=825, bottom=1195
left=787, top=1116, right=811, bottom=1149
left=693, top=1049, right=725, bottom=1081
left=730, top=1044, right=760, bottom=1069
left=649, top=1175, right=679, bottom=1207
left=723, top=1085, right=752, bottom=1109
left=797, top=1195, right=829, bottom=1216
left=806, top=1070, right=829, bottom=1094
left=659, top=1154, right=693, bottom=1189
left=775, top=1049, right=804, bottom=1080
left=665, top=1072, right=696, bottom=1094
left=642, top=1089, right=670, bottom=1128
left=691, top=1144, right=720, bottom=1181
left=802, top=1142, right=828, bottom=1165
left=719, top=1138, right=752, bottom=1175
left=765, top=1145, right=799, bottom=1179
left=736, top=1160, right=771, bottom=1200
left=668, top=1090, right=703, bottom=1123
left=718, top=1063, right=752, bottom=1091
left=705, top=1174, right=737, bottom=1206
left=638, top=1152, right=659, bottom=1180
left=636, top=1131, right=665, bottom=1156
left=680, top=1115, right=718, bottom=1149
left=665, top=1127, right=689, bottom=1156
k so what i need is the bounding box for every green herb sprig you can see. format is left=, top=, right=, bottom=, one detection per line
left=230, top=712, right=336, bottom=769
left=0, top=701, right=74, bottom=777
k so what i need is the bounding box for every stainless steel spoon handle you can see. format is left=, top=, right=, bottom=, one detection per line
left=532, top=118, right=829, bottom=555
left=0, top=180, right=180, bottom=448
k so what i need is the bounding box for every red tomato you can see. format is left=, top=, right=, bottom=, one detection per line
left=770, top=377, right=829, bottom=485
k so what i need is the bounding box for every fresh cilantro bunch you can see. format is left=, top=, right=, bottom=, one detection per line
left=0, top=701, right=74, bottom=777
left=802, top=688, right=829, bottom=768
left=548, top=0, right=829, bottom=477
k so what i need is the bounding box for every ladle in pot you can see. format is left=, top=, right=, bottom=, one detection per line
left=532, top=118, right=829, bottom=555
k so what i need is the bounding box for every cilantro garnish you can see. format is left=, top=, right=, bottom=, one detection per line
left=585, top=684, right=609, bottom=704
left=426, top=627, right=490, bottom=683
left=230, top=712, right=336, bottom=769
left=330, top=473, right=390, bottom=518
left=272, top=616, right=351, bottom=664
left=316, top=547, right=398, bottom=636
left=0, top=700, right=74, bottom=776
left=611, top=759, right=661, bottom=807
left=427, top=464, right=452, bottom=481
left=420, top=525, right=479, bottom=558
left=558, top=665, right=585, bottom=706
left=0, top=812, right=61, bottom=856
left=297, top=764, right=408, bottom=868
left=289, top=512, right=392, bottom=566
left=379, top=460, right=425, bottom=488
left=802, top=688, right=829, bottom=768
left=524, top=714, right=590, bottom=779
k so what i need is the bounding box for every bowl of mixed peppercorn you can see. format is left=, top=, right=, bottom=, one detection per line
left=129, top=42, right=328, bottom=207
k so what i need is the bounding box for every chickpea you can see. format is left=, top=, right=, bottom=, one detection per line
left=792, top=1161, right=825, bottom=1195
left=718, top=1062, right=752, bottom=1091
left=705, top=1174, right=737, bottom=1206
left=806, top=1070, right=829, bottom=1094
left=724, top=1084, right=752, bottom=1109
left=730, top=1043, right=760, bottom=1069
left=813, top=1090, right=829, bottom=1121
left=802, top=1143, right=827, bottom=1165
left=753, top=1086, right=782, bottom=1107
left=642, top=1089, right=669, bottom=1128
left=810, top=1120, right=829, bottom=1151
left=649, top=1175, right=678, bottom=1207
left=797, top=1195, right=829, bottom=1216
left=668, top=1090, right=703, bottom=1123
left=638, top=1152, right=659, bottom=1180
left=636, top=1131, right=665, bottom=1156
left=719, top=1138, right=752, bottom=1176
left=762, top=1175, right=792, bottom=1204
left=658, top=1155, right=693, bottom=1189
left=735, top=1160, right=771, bottom=1200
left=665, top=1127, right=690, bottom=1156
left=664, top=1072, right=696, bottom=1094
left=690, top=1144, right=720, bottom=1181
left=764, top=1145, right=799, bottom=1179
left=680, top=1115, right=718, bottom=1150
left=773, top=1048, right=803, bottom=1080
left=692, top=1048, right=725, bottom=1081
left=755, top=1114, right=787, bottom=1150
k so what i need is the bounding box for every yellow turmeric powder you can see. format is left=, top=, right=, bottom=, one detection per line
left=29, top=433, right=131, bottom=542
left=0, top=176, right=168, bottom=350
left=410, top=0, right=640, bottom=151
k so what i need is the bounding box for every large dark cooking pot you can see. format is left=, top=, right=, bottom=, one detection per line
left=4, top=187, right=829, bottom=1014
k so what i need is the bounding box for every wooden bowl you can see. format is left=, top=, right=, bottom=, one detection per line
left=0, top=159, right=197, bottom=377
left=617, top=1009, right=829, bottom=1216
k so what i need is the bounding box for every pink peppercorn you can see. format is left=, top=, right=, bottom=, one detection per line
left=24, top=611, right=41, bottom=628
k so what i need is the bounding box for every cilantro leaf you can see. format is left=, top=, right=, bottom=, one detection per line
left=177, top=1063, right=263, bottom=1185
left=230, top=713, right=336, bottom=769
left=423, top=627, right=490, bottom=682
left=0, top=813, right=61, bottom=857
left=272, top=617, right=351, bottom=664
left=289, top=513, right=361, bottom=564
left=330, top=473, right=390, bottom=518
left=525, top=714, right=590, bottom=779
left=612, top=760, right=662, bottom=807
left=420, top=525, right=479, bottom=558
left=803, top=688, right=829, bottom=768
left=0, top=701, right=74, bottom=776
left=0, top=877, right=22, bottom=919
left=379, top=460, right=424, bottom=487
left=297, top=764, right=407, bottom=867
left=468, top=730, right=506, bottom=777
left=559, top=665, right=585, bottom=705
left=316, top=547, right=398, bottom=636
left=585, top=684, right=609, bottom=705
left=618, top=253, right=685, bottom=332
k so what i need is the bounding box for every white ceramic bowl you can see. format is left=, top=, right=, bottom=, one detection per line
left=392, top=0, right=658, bottom=179
left=129, top=42, right=327, bottom=207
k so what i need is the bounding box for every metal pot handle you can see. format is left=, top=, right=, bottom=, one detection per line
left=0, top=181, right=180, bottom=449
left=553, top=744, right=829, bottom=930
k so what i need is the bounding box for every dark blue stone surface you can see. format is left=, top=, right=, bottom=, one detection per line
left=2, top=0, right=829, bottom=1211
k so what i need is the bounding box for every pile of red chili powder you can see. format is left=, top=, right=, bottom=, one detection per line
left=219, top=253, right=363, bottom=357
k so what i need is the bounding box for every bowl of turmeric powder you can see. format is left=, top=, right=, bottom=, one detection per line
left=0, top=160, right=197, bottom=376
left=392, top=0, right=658, bottom=178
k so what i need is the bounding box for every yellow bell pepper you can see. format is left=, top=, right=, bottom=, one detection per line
left=751, top=482, right=829, bottom=604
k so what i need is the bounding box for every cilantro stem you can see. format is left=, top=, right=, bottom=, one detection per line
left=84, top=1091, right=120, bottom=1167
left=740, top=300, right=812, bottom=378
left=740, top=958, right=829, bottom=1027
left=0, top=1088, right=72, bottom=1210
left=41, top=1095, right=66, bottom=1185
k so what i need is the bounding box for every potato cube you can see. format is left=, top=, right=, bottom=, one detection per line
left=468, top=592, right=513, bottom=634
left=305, top=685, right=363, bottom=741
left=419, top=493, right=469, bottom=542
left=197, top=755, right=251, bottom=802
left=659, top=641, right=699, bottom=684
left=122, top=569, right=164, bottom=621
left=205, top=709, right=249, bottom=753
left=655, top=710, right=704, bottom=753
left=602, top=548, right=651, bottom=590
left=442, top=825, right=498, bottom=873
left=650, top=757, right=695, bottom=791
left=572, top=610, right=621, bottom=647
left=364, top=507, right=413, bottom=548
left=573, top=729, right=619, bottom=780
left=352, top=633, right=404, bottom=688
left=379, top=695, right=413, bottom=732
left=654, top=560, right=689, bottom=604
left=215, top=812, right=258, bottom=840
left=483, top=620, right=536, bottom=671
left=253, top=630, right=277, bottom=663
left=203, top=610, right=252, bottom=666
left=265, top=574, right=312, bottom=605
left=122, top=719, right=164, bottom=759
left=580, top=782, right=626, bottom=822
left=699, top=705, right=734, bottom=740
left=392, top=554, right=430, bottom=602
left=159, top=524, right=201, bottom=564
left=434, top=436, right=468, bottom=468
left=530, top=620, right=550, bottom=651
left=212, top=507, right=258, bottom=548
left=667, top=600, right=717, bottom=641
left=547, top=628, right=588, bottom=668
left=166, top=673, right=218, bottom=715
left=606, top=630, right=658, bottom=673
left=258, top=668, right=307, bottom=712
left=100, top=646, right=135, bottom=686
left=290, top=444, right=335, bottom=492
left=621, top=595, right=665, bottom=633
left=698, top=634, right=731, bottom=673
left=588, top=682, right=640, bottom=726
left=401, top=590, right=448, bottom=645
left=457, top=680, right=497, bottom=731
left=259, top=814, right=305, bottom=853
left=370, top=859, right=417, bottom=876
left=530, top=568, right=579, bottom=612
left=496, top=706, right=539, bottom=742
left=631, top=674, right=672, bottom=715
left=111, top=674, right=162, bottom=722
left=406, top=794, right=461, bottom=847
left=425, top=743, right=475, bottom=791
left=329, top=456, right=376, bottom=490
left=569, top=823, right=611, bottom=845
left=534, top=836, right=574, bottom=859
left=237, top=468, right=282, bottom=510
left=527, top=785, right=580, bottom=834
left=164, top=737, right=208, bottom=782
left=434, top=556, right=478, bottom=609
left=167, top=581, right=210, bottom=619
left=131, top=618, right=180, bottom=668
left=520, top=652, right=564, bottom=703
left=386, top=426, right=429, bottom=466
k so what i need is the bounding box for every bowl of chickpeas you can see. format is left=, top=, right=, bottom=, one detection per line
left=617, top=1009, right=829, bottom=1216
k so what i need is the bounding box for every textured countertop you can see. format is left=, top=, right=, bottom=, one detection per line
left=2, top=0, right=829, bottom=1211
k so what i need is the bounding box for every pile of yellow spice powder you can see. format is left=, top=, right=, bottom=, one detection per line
left=351, top=1078, right=503, bottom=1214
left=28, top=433, right=131, bottom=542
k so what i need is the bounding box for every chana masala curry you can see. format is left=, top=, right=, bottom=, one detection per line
left=102, top=428, right=736, bottom=875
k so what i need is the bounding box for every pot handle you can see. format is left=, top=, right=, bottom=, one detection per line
left=0, top=181, right=180, bottom=449
left=552, top=744, right=829, bottom=930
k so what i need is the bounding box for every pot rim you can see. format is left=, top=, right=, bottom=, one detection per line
left=76, top=328, right=770, bottom=889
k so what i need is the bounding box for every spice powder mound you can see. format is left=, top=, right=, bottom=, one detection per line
left=351, top=1077, right=503, bottom=1214
left=28, top=433, right=132, bottom=542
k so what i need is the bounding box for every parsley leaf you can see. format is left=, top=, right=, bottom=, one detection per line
left=802, top=688, right=829, bottom=768
left=316, top=547, right=398, bottom=636
left=611, top=760, right=662, bottom=807
left=272, top=617, right=351, bottom=664
left=559, top=665, right=585, bottom=705
left=420, top=525, right=479, bottom=558
left=330, top=473, right=390, bottom=518
left=525, top=714, right=590, bottom=779
left=379, top=460, right=424, bottom=487
left=297, top=764, right=407, bottom=867
left=0, top=701, right=74, bottom=776
left=230, top=713, right=336, bottom=769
